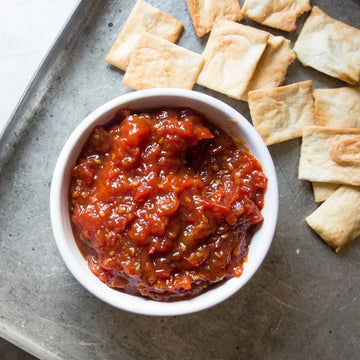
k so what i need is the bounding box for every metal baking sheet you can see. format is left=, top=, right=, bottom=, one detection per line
left=0, top=0, right=359, bottom=359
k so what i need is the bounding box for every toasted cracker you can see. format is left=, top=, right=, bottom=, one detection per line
left=242, top=0, right=311, bottom=32
left=248, top=80, right=314, bottom=145
left=122, top=32, right=204, bottom=90
left=299, top=126, right=360, bottom=185
left=312, top=182, right=340, bottom=203
left=196, top=19, right=269, bottom=99
left=306, top=185, right=360, bottom=253
left=186, top=0, right=242, bottom=37
left=294, top=6, right=360, bottom=84
left=314, top=86, right=360, bottom=128
left=105, top=0, right=183, bottom=71
left=241, top=35, right=297, bottom=101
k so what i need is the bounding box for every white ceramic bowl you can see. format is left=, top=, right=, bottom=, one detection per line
left=50, top=88, right=278, bottom=316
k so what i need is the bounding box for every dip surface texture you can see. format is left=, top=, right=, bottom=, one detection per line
left=69, top=108, right=267, bottom=301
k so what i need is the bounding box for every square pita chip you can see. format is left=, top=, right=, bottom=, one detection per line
left=312, top=182, right=340, bottom=203
left=299, top=126, right=360, bottom=186
left=248, top=80, right=314, bottom=145
left=196, top=19, right=269, bottom=99
left=306, top=185, right=360, bottom=253
left=314, top=86, right=360, bottom=128
left=105, top=0, right=183, bottom=71
left=122, top=32, right=204, bottom=90
left=294, top=6, right=360, bottom=84
left=241, top=35, right=297, bottom=101
left=186, top=0, right=242, bottom=37
left=242, top=0, right=311, bottom=32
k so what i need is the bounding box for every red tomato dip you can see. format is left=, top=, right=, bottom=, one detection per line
left=69, top=108, right=267, bottom=301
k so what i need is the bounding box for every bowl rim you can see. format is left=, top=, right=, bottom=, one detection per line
left=50, top=88, right=278, bottom=316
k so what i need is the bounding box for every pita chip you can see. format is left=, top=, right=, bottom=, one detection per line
left=122, top=32, right=204, bottom=91
left=306, top=185, right=360, bottom=253
left=105, top=0, right=183, bottom=71
left=186, top=0, right=242, bottom=37
left=294, top=6, right=360, bottom=84
left=312, top=182, right=340, bottom=203
left=242, top=0, right=311, bottom=32
left=248, top=80, right=314, bottom=145
left=314, top=86, right=360, bottom=128
left=197, top=19, right=269, bottom=99
left=299, top=126, right=360, bottom=186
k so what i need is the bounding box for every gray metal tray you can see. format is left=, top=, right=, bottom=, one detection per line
left=1, top=0, right=359, bottom=359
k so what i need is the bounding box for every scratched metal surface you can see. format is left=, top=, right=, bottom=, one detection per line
left=0, top=0, right=359, bottom=359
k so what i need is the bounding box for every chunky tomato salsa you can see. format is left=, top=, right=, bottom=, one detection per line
left=69, top=108, right=267, bottom=301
